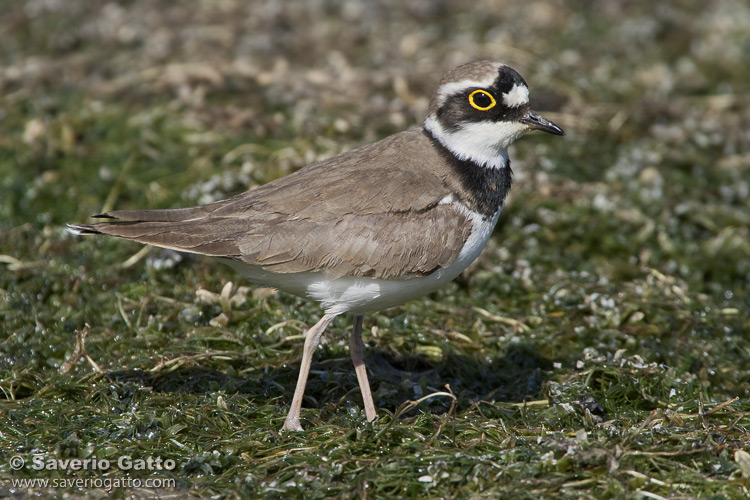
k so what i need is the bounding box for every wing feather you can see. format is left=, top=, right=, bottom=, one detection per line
left=70, top=130, right=476, bottom=279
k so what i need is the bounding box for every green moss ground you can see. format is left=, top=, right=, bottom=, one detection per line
left=1, top=1, right=749, bottom=498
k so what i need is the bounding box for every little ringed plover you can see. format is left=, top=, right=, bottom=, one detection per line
left=69, top=60, right=564, bottom=431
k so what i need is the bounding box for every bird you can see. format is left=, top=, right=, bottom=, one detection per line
left=69, top=61, right=564, bottom=431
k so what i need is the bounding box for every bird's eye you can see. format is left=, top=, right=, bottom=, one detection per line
left=468, top=89, right=496, bottom=111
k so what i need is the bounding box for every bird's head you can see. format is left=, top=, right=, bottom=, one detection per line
left=425, top=61, right=564, bottom=169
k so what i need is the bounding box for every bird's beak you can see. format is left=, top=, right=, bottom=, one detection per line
left=520, top=110, right=565, bottom=136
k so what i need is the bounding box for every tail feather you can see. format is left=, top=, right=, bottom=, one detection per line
left=66, top=223, right=103, bottom=235
left=67, top=212, right=243, bottom=258
left=92, top=205, right=215, bottom=222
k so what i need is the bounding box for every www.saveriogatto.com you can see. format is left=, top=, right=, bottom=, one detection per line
left=5, top=454, right=177, bottom=491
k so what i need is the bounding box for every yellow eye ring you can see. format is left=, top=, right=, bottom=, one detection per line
left=468, top=89, right=497, bottom=111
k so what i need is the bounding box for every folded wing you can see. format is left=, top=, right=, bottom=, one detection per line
left=69, top=130, right=474, bottom=279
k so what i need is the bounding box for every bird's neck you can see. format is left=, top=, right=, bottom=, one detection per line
left=423, top=127, right=513, bottom=219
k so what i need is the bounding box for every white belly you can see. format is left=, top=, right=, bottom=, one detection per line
left=223, top=205, right=501, bottom=315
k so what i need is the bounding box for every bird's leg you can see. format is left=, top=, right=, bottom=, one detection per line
left=281, top=313, right=337, bottom=431
left=349, top=314, right=376, bottom=422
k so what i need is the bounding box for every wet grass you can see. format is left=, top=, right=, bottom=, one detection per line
left=2, top=1, right=750, bottom=498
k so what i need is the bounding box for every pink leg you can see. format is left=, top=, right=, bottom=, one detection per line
left=349, top=314, right=376, bottom=421
left=281, top=313, right=337, bottom=431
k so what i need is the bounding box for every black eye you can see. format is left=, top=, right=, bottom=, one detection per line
left=468, top=89, right=496, bottom=111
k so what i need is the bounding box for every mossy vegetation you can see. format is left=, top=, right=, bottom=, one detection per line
left=1, top=1, right=749, bottom=498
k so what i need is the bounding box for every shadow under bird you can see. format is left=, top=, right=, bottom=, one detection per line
left=69, top=61, right=564, bottom=431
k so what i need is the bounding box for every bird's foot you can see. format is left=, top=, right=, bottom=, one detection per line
left=280, top=416, right=304, bottom=432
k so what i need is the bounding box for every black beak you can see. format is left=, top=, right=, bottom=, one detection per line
left=520, top=110, right=565, bottom=136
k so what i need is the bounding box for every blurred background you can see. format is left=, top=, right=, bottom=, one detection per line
left=3, top=0, right=748, bottom=344
left=1, top=0, right=749, bottom=497
left=2, top=0, right=749, bottom=278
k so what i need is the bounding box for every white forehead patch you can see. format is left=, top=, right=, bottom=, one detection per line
left=436, top=76, right=498, bottom=107
left=502, top=83, right=529, bottom=108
